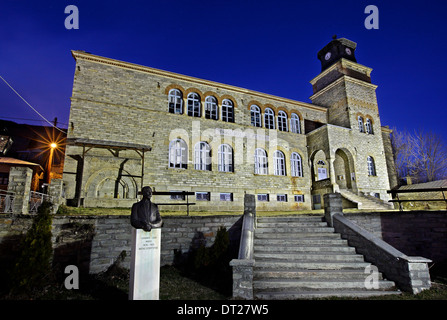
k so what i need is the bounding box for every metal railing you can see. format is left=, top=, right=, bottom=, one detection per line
left=0, top=190, right=15, bottom=213
left=387, top=187, right=447, bottom=211
left=29, top=191, right=52, bottom=214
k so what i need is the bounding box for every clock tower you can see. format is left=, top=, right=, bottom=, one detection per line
left=310, top=36, right=379, bottom=130
left=317, top=35, right=357, bottom=72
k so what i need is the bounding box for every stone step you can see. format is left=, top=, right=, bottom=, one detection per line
left=258, top=216, right=324, bottom=223
left=253, top=278, right=396, bottom=291
left=254, top=252, right=365, bottom=262
left=255, top=289, right=401, bottom=300
left=254, top=239, right=348, bottom=246
left=253, top=268, right=384, bottom=280
left=254, top=245, right=356, bottom=253
left=256, top=226, right=335, bottom=233
left=255, top=260, right=371, bottom=270
left=255, top=232, right=341, bottom=239
left=256, top=221, right=328, bottom=228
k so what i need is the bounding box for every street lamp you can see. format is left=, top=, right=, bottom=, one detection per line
left=46, top=142, right=57, bottom=184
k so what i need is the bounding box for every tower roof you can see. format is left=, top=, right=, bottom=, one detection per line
left=317, top=36, right=357, bottom=71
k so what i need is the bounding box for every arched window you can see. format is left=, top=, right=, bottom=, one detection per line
left=222, top=99, right=234, bottom=122
left=365, top=118, right=373, bottom=134
left=205, top=96, right=218, bottom=120
left=218, top=144, right=233, bottom=172
left=194, top=142, right=211, bottom=171
left=290, top=113, right=301, bottom=134
left=169, top=139, right=187, bottom=169
left=250, top=105, right=261, bottom=127
left=254, top=148, right=268, bottom=175
left=358, top=116, right=365, bottom=133
left=264, top=108, right=275, bottom=129
left=187, top=93, right=201, bottom=117
left=277, top=111, right=288, bottom=132
left=273, top=151, right=286, bottom=176
left=367, top=156, right=376, bottom=176
left=291, top=152, right=303, bottom=177
left=168, top=89, right=183, bottom=114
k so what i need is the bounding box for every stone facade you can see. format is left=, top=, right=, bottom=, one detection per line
left=62, top=37, right=395, bottom=211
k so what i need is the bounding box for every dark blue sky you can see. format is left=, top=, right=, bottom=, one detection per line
left=1, top=0, right=446, bottom=140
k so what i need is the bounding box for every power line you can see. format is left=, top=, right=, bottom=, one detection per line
left=0, top=116, right=68, bottom=128
left=0, top=75, right=66, bottom=133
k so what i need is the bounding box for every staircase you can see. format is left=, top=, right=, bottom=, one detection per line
left=253, top=216, right=401, bottom=299
left=339, top=189, right=393, bottom=210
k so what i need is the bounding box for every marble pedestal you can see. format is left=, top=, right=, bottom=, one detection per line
left=129, top=228, right=161, bottom=300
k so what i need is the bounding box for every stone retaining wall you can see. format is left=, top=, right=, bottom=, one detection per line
left=0, top=214, right=242, bottom=276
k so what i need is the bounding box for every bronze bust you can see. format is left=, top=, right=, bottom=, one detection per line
left=131, top=186, right=163, bottom=231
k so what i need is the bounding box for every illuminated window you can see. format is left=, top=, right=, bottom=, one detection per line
left=168, top=89, right=183, bottom=114
left=187, top=93, right=201, bottom=117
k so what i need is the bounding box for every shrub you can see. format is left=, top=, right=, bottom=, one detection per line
left=10, top=201, right=54, bottom=294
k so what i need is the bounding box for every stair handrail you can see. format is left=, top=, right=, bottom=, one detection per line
left=238, top=194, right=256, bottom=260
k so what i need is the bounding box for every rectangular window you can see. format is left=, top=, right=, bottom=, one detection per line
left=277, top=194, right=287, bottom=202
left=170, top=191, right=185, bottom=200
left=294, top=194, right=304, bottom=202
left=220, top=193, right=233, bottom=201
left=196, top=192, right=210, bottom=201
left=312, top=194, right=321, bottom=204
left=257, top=194, right=269, bottom=202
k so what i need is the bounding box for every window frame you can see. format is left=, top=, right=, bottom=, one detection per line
left=367, top=156, right=376, bottom=176
left=194, top=141, right=211, bottom=171
left=277, top=194, right=288, bottom=202
left=254, top=148, right=268, bottom=175
left=218, top=144, right=233, bottom=172
left=250, top=105, right=262, bottom=127
left=291, top=152, right=303, bottom=177
left=257, top=194, right=269, bottom=202
left=264, top=108, right=275, bottom=129
left=220, top=193, right=233, bottom=201
left=221, top=99, right=234, bottom=122
left=196, top=192, right=210, bottom=201
left=290, top=113, right=301, bottom=134
left=358, top=116, right=365, bottom=133
left=365, top=118, right=373, bottom=134
left=168, top=89, right=183, bottom=114
left=205, top=96, right=218, bottom=120
left=277, top=110, right=288, bottom=132
left=169, top=139, right=187, bottom=169
left=187, top=92, right=201, bottom=117
left=294, top=194, right=305, bottom=202
left=273, top=150, right=286, bottom=176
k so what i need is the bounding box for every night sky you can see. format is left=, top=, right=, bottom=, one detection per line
left=1, top=0, right=446, bottom=141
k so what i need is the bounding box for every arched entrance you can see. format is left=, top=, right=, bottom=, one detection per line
left=333, top=148, right=356, bottom=191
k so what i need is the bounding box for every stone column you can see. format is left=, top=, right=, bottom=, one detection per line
left=7, top=167, right=33, bottom=214
left=48, top=178, right=64, bottom=213
left=323, top=193, right=343, bottom=227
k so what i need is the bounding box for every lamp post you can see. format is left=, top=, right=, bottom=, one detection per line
left=46, top=143, right=57, bottom=184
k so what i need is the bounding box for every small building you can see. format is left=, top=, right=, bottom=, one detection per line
left=0, top=157, right=43, bottom=191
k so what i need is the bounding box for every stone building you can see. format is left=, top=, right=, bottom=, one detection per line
left=62, top=37, right=397, bottom=211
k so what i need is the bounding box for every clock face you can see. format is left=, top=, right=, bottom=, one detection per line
left=345, top=48, right=352, bottom=55
left=325, top=52, right=331, bottom=60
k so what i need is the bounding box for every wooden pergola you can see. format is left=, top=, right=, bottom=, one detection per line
left=66, top=138, right=152, bottom=207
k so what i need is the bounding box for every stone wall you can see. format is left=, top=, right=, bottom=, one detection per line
left=0, top=213, right=241, bottom=277
left=345, top=211, right=447, bottom=264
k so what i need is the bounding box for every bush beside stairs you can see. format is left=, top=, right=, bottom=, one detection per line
left=253, top=216, right=401, bottom=299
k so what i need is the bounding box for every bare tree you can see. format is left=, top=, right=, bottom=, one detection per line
left=408, top=130, right=447, bottom=183
left=391, top=128, right=447, bottom=185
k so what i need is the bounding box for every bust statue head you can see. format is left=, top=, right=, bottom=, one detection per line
left=141, top=186, right=152, bottom=200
